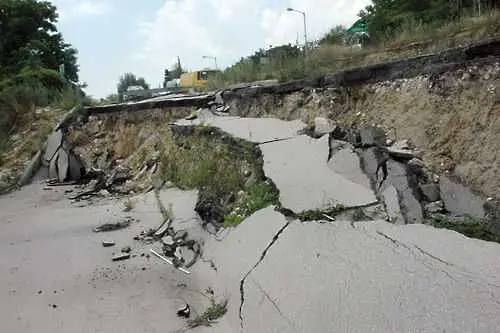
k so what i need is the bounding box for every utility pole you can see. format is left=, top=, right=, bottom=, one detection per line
left=286, top=8, right=308, bottom=57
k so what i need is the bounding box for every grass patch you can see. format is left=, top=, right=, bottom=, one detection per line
left=224, top=181, right=279, bottom=227
left=352, top=207, right=373, bottom=221
left=187, top=298, right=228, bottom=328
left=296, top=203, right=346, bottom=221
left=208, top=10, right=500, bottom=88
left=159, top=125, right=279, bottom=226
left=429, top=215, right=500, bottom=243
left=0, top=132, right=8, bottom=167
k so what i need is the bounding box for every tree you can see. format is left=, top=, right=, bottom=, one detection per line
left=0, top=0, right=79, bottom=82
left=117, top=73, right=149, bottom=102
left=319, top=25, right=347, bottom=45
left=163, top=57, right=185, bottom=87
left=357, top=0, right=481, bottom=41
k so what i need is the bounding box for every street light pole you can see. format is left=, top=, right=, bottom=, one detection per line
left=287, top=8, right=307, bottom=56
left=202, top=55, right=218, bottom=70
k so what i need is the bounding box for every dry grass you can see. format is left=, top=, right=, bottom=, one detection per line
left=211, top=10, right=500, bottom=87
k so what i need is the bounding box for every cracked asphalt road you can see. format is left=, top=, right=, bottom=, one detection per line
left=2, top=116, right=500, bottom=332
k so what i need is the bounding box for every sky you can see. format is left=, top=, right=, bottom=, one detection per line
left=50, top=0, right=371, bottom=98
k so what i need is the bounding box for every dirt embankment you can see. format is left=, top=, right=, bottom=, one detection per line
left=226, top=58, right=500, bottom=200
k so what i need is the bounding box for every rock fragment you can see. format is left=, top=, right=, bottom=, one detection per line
left=112, top=253, right=131, bottom=261
left=313, top=117, right=334, bottom=138
left=420, top=183, right=440, bottom=202
left=121, top=246, right=132, bottom=253
left=177, top=304, right=191, bottom=318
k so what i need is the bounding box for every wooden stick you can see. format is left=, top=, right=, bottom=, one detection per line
left=150, top=249, right=191, bottom=275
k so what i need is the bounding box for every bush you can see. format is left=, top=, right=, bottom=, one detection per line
left=0, top=68, right=83, bottom=132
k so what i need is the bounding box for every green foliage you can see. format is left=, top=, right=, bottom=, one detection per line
left=319, top=25, right=347, bottom=45
left=158, top=127, right=278, bottom=226
left=296, top=204, right=347, bottom=221
left=357, top=0, right=490, bottom=42
left=224, top=182, right=279, bottom=227
left=187, top=298, right=228, bottom=328
left=0, top=132, right=9, bottom=166
left=163, top=57, right=186, bottom=87
left=116, top=73, right=150, bottom=102
left=0, top=0, right=79, bottom=82
left=429, top=215, right=500, bottom=243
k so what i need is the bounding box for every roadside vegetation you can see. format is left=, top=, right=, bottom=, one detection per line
left=207, top=2, right=500, bottom=88
left=428, top=215, right=500, bottom=244
left=0, top=0, right=89, bottom=193
left=156, top=125, right=279, bottom=227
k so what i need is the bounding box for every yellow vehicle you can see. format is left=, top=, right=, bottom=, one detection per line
left=179, top=70, right=219, bottom=90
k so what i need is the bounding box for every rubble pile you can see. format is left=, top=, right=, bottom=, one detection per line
left=305, top=118, right=500, bottom=234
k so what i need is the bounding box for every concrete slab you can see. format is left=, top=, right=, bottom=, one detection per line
left=260, top=136, right=377, bottom=212
left=384, top=160, right=423, bottom=224
left=440, top=175, right=485, bottom=218
left=327, top=143, right=372, bottom=190
left=177, top=116, right=306, bottom=143
left=68, top=152, right=82, bottom=180
left=43, top=130, right=63, bottom=162
left=191, top=207, right=289, bottom=331
left=19, top=150, right=42, bottom=186
left=57, top=149, right=69, bottom=182
left=382, top=185, right=405, bottom=224
left=49, top=150, right=59, bottom=180
left=248, top=220, right=500, bottom=333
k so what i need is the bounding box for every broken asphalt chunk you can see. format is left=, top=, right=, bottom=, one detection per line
left=43, top=130, right=63, bottom=163
left=154, top=219, right=171, bottom=238
left=177, top=304, right=191, bottom=318
left=121, top=246, right=132, bottom=253
left=94, top=218, right=132, bottom=232
left=112, top=253, right=131, bottom=262
left=173, top=230, right=188, bottom=242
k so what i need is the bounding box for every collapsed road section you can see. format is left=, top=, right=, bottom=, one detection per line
left=3, top=37, right=500, bottom=333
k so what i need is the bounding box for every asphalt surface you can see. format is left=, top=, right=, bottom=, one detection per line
left=2, top=114, right=500, bottom=332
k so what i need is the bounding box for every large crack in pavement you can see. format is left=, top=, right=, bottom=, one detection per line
left=375, top=228, right=500, bottom=298
left=238, top=221, right=291, bottom=333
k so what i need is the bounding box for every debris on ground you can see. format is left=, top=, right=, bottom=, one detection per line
left=112, top=253, right=131, bottom=262
left=187, top=298, right=228, bottom=328
left=150, top=249, right=191, bottom=275
left=93, top=217, right=135, bottom=232
left=121, top=246, right=132, bottom=253
left=177, top=304, right=191, bottom=318
left=102, top=241, right=115, bottom=247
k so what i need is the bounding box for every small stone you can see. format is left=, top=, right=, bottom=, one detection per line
left=177, top=304, right=190, bottom=318
left=174, top=247, right=183, bottom=261
left=162, top=236, right=175, bottom=246
left=38, top=290, right=43, bottom=295
left=121, top=246, right=131, bottom=253
left=112, top=253, right=131, bottom=262
left=313, top=117, right=334, bottom=138
left=173, top=230, right=188, bottom=242
left=102, top=241, right=115, bottom=247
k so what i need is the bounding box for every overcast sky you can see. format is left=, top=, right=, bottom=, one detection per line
left=50, top=0, right=371, bottom=98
